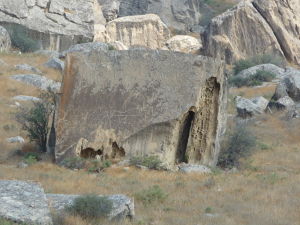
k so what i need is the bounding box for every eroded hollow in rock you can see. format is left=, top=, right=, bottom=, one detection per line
left=176, top=109, right=195, bottom=163
left=80, top=148, right=103, bottom=159
left=111, top=141, right=126, bottom=159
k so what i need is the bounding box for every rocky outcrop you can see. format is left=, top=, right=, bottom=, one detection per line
left=0, top=25, right=10, bottom=52
left=0, top=0, right=105, bottom=51
left=236, top=64, right=286, bottom=79
left=0, top=180, right=53, bottom=225
left=166, top=35, right=202, bottom=54
left=96, top=14, right=170, bottom=49
left=235, top=96, right=267, bottom=118
left=118, top=0, right=204, bottom=32
left=44, top=58, right=64, bottom=71
left=203, top=0, right=300, bottom=65
left=56, top=47, right=227, bottom=168
left=47, top=194, right=134, bottom=220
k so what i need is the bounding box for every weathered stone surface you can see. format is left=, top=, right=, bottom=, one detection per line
left=235, top=96, right=264, bottom=118
left=47, top=194, right=134, bottom=220
left=118, top=0, right=204, bottom=32
left=10, top=74, right=61, bottom=91
left=15, top=64, right=42, bottom=74
left=99, top=0, right=120, bottom=22
left=60, top=42, right=109, bottom=58
left=203, top=0, right=300, bottom=65
left=56, top=49, right=226, bottom=168
left=0, top=180, right=53, bottom=225
left=44, top=58, right=64, bottom=71
left=13, top=95, right=41, bottom=102
left=109, top=41, right=128, bottom=50
left=166, top=35, right=202, bottom=54
left=236, top=64, right=286, bottom=79
left=251, top=96, right=268, bottom=112
left=0, top=25, right=11, bottom=52
left=6, top=136, right=25, bottom=144
left=101, top=14, right=170, bottom=49
left=178, top=164, right=212, bottom=174
left=0, top=0, right=105, bottom=51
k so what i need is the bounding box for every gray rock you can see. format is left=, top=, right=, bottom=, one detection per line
left=236, top=64, right=286, bottom=79
left=235, top=96, right=264, bottom=118
left=44, top=58, right=64, bottom=71
left=269, top=96, right=296, bottom=111
left=0, top=25, right=11, bottom=52
left=34, top=50, right=60, bottom=58
left=13, top=95, right=41, bottom=102
left=6, top=136, right=25, bottom=144
left=47, top=194, right=134, bottom=220
left=99, top=0, right=120, bottom=22
left=60, top=42, right=109, bottom=58
left=0, top=180, right=53, bottom=225
left=17, top=162, right=29, bottom=168
left=15, top=64, right=42, bottom=74
left=178, top=164, right=212, bottom=174
left=251, top=96, right=269, bottom=112
left=55, top=49, right=227, bottom=168
left=10, top=74, right=61, bottom=91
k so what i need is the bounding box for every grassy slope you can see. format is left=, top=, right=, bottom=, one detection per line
left=0, top=53, right=300, bottom=225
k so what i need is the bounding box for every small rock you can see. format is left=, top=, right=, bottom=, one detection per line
left=17, top=162, right=29, bottom=168
left=44, top=58, right=64, bottom=71
left=135, top=165, right=149, bottom=170
left=7, top=136, right=25, bottom=144
left=178, top=164, right=211, bottom=174
left=15, top=64, right=42, bottom=74
left=13, top=95, right=41, bottom=102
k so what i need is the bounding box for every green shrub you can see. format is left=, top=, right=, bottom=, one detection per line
left=23, top=152, right=39, bottom=165
left=233, top=54, right=285, bottom=75
left=229, top=70, right=276, bottom=87
left=62, top=157, right=86, bottom=170
left=66, top=194, right=113, bottom=220
left=130, top=156, right=163, bottom=170
left=6, top=24, right=39, bottom=52
left=218, top=124, right=257, bottom=169
left=87, top=160, right=111, bottom=173
left=205, top=207, right=213, bottom=214
left=135, top=185, right=167, bottom=206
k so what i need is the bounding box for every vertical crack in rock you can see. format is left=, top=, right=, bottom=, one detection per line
left=251, top=2, right=290, bottom=61
left=186, top=77, right=220, bottom=164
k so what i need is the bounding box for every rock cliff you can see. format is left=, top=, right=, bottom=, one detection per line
left=55, top=47, right=227, bottom=168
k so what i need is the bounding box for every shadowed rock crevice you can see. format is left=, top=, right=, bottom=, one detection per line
left=80, top=147, right=103, bottom=159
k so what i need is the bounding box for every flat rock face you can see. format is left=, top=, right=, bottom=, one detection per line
left=203, top=0, right=300, bottom=65
left=0, top=25, right=11, bottom=52
left=47, top=194, right=134, bottom=220
left=0, top=180, right=53, bottom=225
left=56, top=49, right=226, bottom=167
left=98, top=14, right=170, bottom=49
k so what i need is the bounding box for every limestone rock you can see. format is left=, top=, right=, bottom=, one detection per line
left=236, top=64, right=286, bottom=79
left=15, top=64, right=42, bottom=74
left=203, top=0, right=300, bottom=65
left=0, top=25, right=11, bottom=52
left=109, top=41, right=128, bottom=50
left=99, top=0, right=120, bottom=22
left=6, top=136, right=25, bottom=144
left=60, top=42, right=109, bottom=58
left=178, top=164, right=212, bottom=174
left=251, top=96, right=269, bottom=112
left=0, top=180, right=53, bottom=225
left=235, top=96, right=264, bottom=118
left=56, top=49, right=226, bottom=168
left=47, top=194, right=134, bottom=220
left=13, top=95, right=41, bottom=102
left=269, top=96, right=296, bottom=111
left=103, top=14, right=170, bottom=49
left=166, top=35, right=202, bottom=54
left=44, top=58, right=64, bottom=71
left=10, top=74, right=61, bottom=91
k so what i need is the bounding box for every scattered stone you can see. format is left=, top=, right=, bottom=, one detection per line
left=235, top=96, right=264, bottom=118
left=47, top=194, right=134, bottom=220
left=236, top=64, right=286, bottom=79
left=178, top=164, right=212, bottom=174
left=0, top=26, right=11, bottom=52
left=10, top=74, right=61, bottom=91
left=166, top=35, right=202, bottom=54
left=13, top=95, right=41, bottom=102
left=44, top=58, right=65, bottom=71
left=15, top=64, right=42, bottom=74
left=6, top=136, right=25, bottom=144
left=0, top=180, right=53, bottom=225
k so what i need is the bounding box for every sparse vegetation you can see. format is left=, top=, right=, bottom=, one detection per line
left=229, top=70, right=276, bottom=87
left=23, top=152, right=39, bottom=165
left=61, top=157, right=86, bottom=170
left=135, top=185, right=168, bottom=206
left=130, top=155, right=163, bottom=170
left=66, top=194, right=113, bottom=220
left=218, top=124, right=257, bottom=169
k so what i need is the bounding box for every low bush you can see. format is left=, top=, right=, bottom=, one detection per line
left=218, top=124, right=257, bottom=169
left=233, top=54, right=285, bottom=75
left=130, top=155, right=163, bottom=170
left=87, top=160, right=111, bottom=173
left=23, top=152, right=40, bottom=165
left=135, top=185, right=168, bottom=206
left=229, top=70, right=276, bottom=87
left=66, top=194, right=113, bottom=220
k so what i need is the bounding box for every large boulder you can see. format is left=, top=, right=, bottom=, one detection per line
left=97, top=14, right=170, bottom=49
left=47, top=194, right=134, bottom=220
left=0, top=180, right=53, bottom=225
left=56, top=49, right=227, bottom=168
left=166, top=35, right=202, bottom=54
left=269, top=96, right=296, bottom=111
left=0, top=25, right=11, bottom=52
left=235, top=96, right=265, bottom=118
left=0, top=0, right=105, bottom=51
left=203, top=0, right=300, bottom=65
